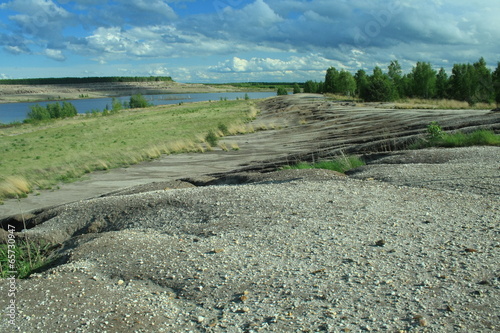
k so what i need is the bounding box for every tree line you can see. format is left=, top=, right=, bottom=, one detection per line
left=0, top=76, right=173, bottom=85
left=301, top=58, right=500, bottom=106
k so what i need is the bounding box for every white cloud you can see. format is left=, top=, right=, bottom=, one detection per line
left=43, top=48, right=65, bottom=61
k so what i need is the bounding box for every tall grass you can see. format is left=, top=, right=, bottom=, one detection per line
left=0, top=100, right=258, bottom=201
left=282, top=154, right=365, bottom=173
left=410, top=125, right=500, bottom=149
left=394, top=98, right=493, bottom=110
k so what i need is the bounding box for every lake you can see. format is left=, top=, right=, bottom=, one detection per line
left=0, top=92, right=276, bottom=124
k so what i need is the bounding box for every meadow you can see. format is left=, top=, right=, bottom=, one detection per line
left=0, top=100, right=258, bottom=202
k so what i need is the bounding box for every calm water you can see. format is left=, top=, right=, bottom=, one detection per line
left=0, top=92, right=276, bottom=123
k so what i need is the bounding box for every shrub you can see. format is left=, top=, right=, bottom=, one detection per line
left=129, top=94, right=150, bottom=108
left=277, top=87, right=288, bottom=96
left=205, top=130, right=219, bottom=146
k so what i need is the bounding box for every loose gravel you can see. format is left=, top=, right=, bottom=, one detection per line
left=1, top=148, right=499, bottom=333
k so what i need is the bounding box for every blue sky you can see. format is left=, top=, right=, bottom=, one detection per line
left=0, top=0, right=499, bottom=82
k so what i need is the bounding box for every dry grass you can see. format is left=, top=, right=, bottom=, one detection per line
left=394, top=98, right=493, bottom=110
left=0, top=176, right=31, bottom=200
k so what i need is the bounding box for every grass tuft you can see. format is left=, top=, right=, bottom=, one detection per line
left=410, top=124, right=500, bottom=149
left=282, top=154, right=365, bottom=173
left=0, top=238, right=56, bottom=279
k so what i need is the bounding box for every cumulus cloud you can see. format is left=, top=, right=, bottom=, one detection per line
left=0, top=0, right=498, bottom=80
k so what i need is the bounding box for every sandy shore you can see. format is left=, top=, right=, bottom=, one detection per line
left=0, top=81, right=252, bottom=103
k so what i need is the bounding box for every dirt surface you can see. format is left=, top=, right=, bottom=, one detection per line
left=1, top=94, right=499, bottom=218
left=0, top=94, right=499, bottom=333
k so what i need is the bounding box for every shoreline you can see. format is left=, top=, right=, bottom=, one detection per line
left=0, top=81, right=271, bottom=104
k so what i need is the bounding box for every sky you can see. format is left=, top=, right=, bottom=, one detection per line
left=0, top=0, right=499, bottom=83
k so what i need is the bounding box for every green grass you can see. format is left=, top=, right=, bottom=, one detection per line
left=411, top=129, right=500, bottom=149
left=0, top=100, right=258, bottom=201
left=0, top=239, right=55, bottom=279
left=282, top=155, right=365, bottom=173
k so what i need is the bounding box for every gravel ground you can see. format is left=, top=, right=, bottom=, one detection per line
left=1, top=148, right=499, bottom=333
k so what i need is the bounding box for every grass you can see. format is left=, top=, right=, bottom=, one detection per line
left=394, top=98, right=494, bottom=110
left=410, top=122, right=500, bottom=149
left=0, top=238, right=55, bottom=279
left=0, top=99, right=258, bottom=201
left=282, top=154, right=365, bottom=173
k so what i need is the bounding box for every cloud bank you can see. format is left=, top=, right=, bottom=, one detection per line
left=0, top=0, right=498, bottom=81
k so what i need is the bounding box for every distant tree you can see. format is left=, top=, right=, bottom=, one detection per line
left=473, top=57, right=493, bottom=103
left=129, top=94, right=150, bottom=108
left=411, top=62, right=436, bottom=99
left=364, top=67, right=395, bottom=102
left=47, top=102, right=62, bottom=119
left=277, top=87, right=288, bottom=96
left=336, top=70, right=356, bottom=97
left=27, top=104, right=51, bottom=122
left=449, top=63, right=475, bottom=104
left=354, top=69, right=369, bottom=99
left=324, top=67, right=339, bottom=93
left=435, top=68, right=449, bottom=99
left=388, top=60, right=403, bottom=99
left=303, top=80, right=318, bottom=93
left=61, top=101, right=78, bottom=118
left=493, top=62, right=500, bottom=108
left=293, top=83, right=301, bottom=94
left=316, top=82, right=325, bottom=94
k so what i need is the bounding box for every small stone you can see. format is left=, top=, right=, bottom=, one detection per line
left=240, top=295, right=249, bottom=302
left=117, top=280, right=124, bottom=285
left=419, top=318, right=429, bottom=327
left=213, top=248, right=224, bottom=254
left=197, top=316, right=205, bottom=323
left=375, top=239, right=386, bottom=247
left=464, top=248, right=478, bottom=253
left=446, top=305, right=455, bottom=312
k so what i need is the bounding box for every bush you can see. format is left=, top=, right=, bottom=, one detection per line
left=277, top=87, right=288, bottom=96
left=129, top=94, right=150, bottom=108
left=205, top=130, right=219, bottom=146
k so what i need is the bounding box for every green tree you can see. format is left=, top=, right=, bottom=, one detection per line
left=364, top=67, right=395, bottom=102
left=354, top=69, right=369, bottom=99
left=411, top=62, right=436, bottom=99
left=473, top=57, right=493, bottom=103
left=493, top=62, right=500, bottom=108
left=277, top=87, right=288, bottom=96
left=47, top=102, right=62, bottom=119
left=324, top=67, right=339, bottom=93
left=129, top=94, right=150, bottom=108
left=337, top=70, right=357, bottom=96
left=435, top=68, right=449, bottom=99
left=26, top=104, right=50, bottom=122
left=293, top=83, right=301, bottom=94
left=388, top=60, right=403, bottom=99
left=449, top=63, right=475, bottom=103
left=303, top=80, right=318, bottom=93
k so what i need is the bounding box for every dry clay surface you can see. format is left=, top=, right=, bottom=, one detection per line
left=0, top=95, right=499, bottom=332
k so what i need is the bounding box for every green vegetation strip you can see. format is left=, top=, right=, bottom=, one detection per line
left=282, top=155, right=365, bottom=173
left=411, top=122, right=500, bottom=149
left=0, top=239, right=55, bottom=279
left=0, top=100, right=257, bottom=201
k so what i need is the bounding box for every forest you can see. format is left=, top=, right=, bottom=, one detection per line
left=303, top=58, right=500, bottom=106
left=0, top=76, right=173, bottom=85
